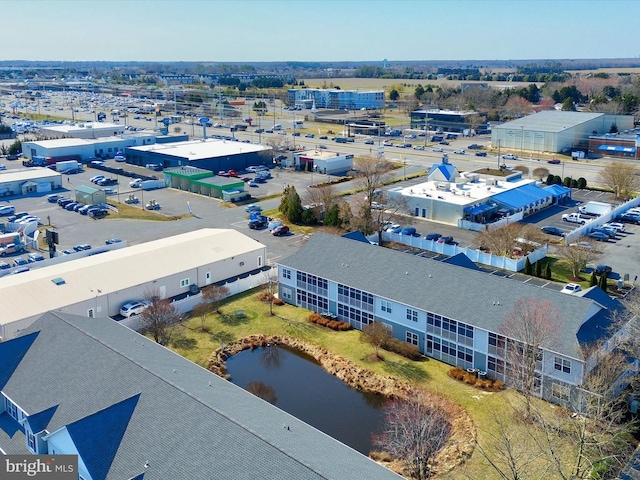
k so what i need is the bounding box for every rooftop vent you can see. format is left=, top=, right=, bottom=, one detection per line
left=52, top=277, right=66, bottom=286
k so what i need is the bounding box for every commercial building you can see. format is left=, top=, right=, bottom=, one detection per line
left=0, top=311, right=402, bottom=480
left=287, top=88, right=385, bottom=110
left=589, top=131, right=640, bottom=160
left=38, top=121, right=125, bottom=139
left=163, top=166, right=247, bottom=201
left=410, top=109, right=489, bottom=134
left=22, top=133, right=157, bottom=162
left=277, top=233, right=632, bottom=407
left=292, top=149, right=354, bottom=174
left=125, top=138, right=270, bottom=172
left=0, top=229, right=266, bottom=341
left=491, top=111, right=634, bottom=154
left=0, top=167, right=62, bottom=196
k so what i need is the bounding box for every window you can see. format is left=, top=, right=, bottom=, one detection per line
left=27, top=430, right=36, bottom=452
left=87, top=308, right=95, bottom=318
left=552, top=383, right=570, bottom=401
left=406, top=331, right=419, bottom=346
left=281, top=288, right=292, bottom=301
left=258, top=256, right=262, bottom=267
left=5, top=398, right=18, bottom=420
left=282, top=268, right=291, bottom=280
left=554, top=357, right=571, bottom=374
left=180, top=278, right=190, bottom=288
left=406, top=309, right=418, bottom=322
left=381, top=300, right=392, bottom=314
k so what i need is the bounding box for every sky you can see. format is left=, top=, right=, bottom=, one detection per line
left=4, top=0, right=640, bottom=63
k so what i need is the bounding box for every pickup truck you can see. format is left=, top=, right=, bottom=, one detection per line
left=562, top=213, right=588, bottom=224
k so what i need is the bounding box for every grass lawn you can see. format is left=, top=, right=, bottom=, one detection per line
left=107, top=200, right=190, bottom=221
left=169, top=288, right=573, bottom=479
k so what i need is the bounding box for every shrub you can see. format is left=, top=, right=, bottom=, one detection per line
left=308, top=313, right=321, bottom=324
left=577, top=177, right=587, bottom=189
left=317, top=317, right=329, bottom=327
left=369, top=451, right=393, bottom=462
left=337, top=322, right=352, bottom=331
left=463, top=373, right=476, bottom=385
left=382, top=337, right=422, bottom=360
left=327, top=320, right=339, bottom=330
left=493, top=379, right=505, bottom=390
left=448, top=366, right=466, bottom=381
left=273, top=298, right=285, bottom=306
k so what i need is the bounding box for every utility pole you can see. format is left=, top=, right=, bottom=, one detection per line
left=497, top=139, right=501, bottom=169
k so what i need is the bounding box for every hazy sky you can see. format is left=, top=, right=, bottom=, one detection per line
left=5, top=0, right=640, bottom=62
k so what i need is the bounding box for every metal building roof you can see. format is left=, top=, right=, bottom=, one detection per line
left=495, top=111, right=604, bottom=133
left=128, top=138, right=268, bottom=161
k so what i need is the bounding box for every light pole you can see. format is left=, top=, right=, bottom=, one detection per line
left=403, top=156, right=408, bottom=180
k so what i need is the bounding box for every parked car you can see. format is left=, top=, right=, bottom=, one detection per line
left=65, top=202, right=79, bottom=211
left=248, top=180, right=258, bottom=187
left=588, top=231, right=610, bottom=242
left=541, top=226, right=564, bottom=236
left=0, top=205, right=15, bottom=215
left=47, top=194, right=61, bottom=203
left=424, top=233, right=442, bottom=241
left=27, top=252, right=45, bottom=263
left=248, top=218, right=267, bottom=229
left=560, top=283, right=582, bottom=295
left=120, top=300, right=151, bottom=318
left=591, top=227, right=616, bottom=239
left=57, top=197, right=72, bottom=206
left=90, top=175, right=105, bottom=183
left=502, top=154, right=518, bottom=160
left=89, top=209, right=108, bottom=219
left=436, top=235, right=455, bottom=244
left=272, top=225, right=290, bottom=236
left=371, top=201, right=383, bottom=210
left=73, top=244, right=92, bottom=252
left=105, top=238, right=123, bottom=245
left=0, top=261, right=10, bottom=270
left=12, top=257, right=28, bottom=267
left=245, top=205, right=262, bottom=213
left=388, top=225, right=403, bottom=234
left=617, top=213, right=640, bottom=224
left=594, top=265, right=612, bottom=276
left=401, top=227, right=417, bottom=236
left=97, top=178, right=117, bottom=186
left=603, top=222, right=625, bottom=232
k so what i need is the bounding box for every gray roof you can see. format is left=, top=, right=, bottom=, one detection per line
left=2, top=312, right=401, bottom=480
left=279, top=233, right=602, bottom=360
left=495, top=111, right=603, bottom=133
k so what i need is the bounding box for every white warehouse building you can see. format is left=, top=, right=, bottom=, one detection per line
left=292, top=148, right=354, bottom=174
left=491, top=111, right=634, bottom=154
left=0, top=229, right=267, bottom=341
left=39, top=121, right=125, bottom=139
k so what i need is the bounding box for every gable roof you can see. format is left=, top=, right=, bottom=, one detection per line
left=3, top=312, right=401, bottom=480
left=279, top=233, right=603, bottom=360
left=428, top=162, right=457, bottom=181
left=0, top=331, right=38, bottom=390
left=441, top=253, right=481, bottom=270
left=24, top=405, right=58, bottom=435
left=341, top=230, right=371, bottom=244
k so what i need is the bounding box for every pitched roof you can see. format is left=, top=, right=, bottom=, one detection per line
left=279, top=233, right=602, bottom=359
left=3, top=312, right=401, bottom=480
left=341, top=231, right=371, bottom=244
left=24, top=405, right=58, bottom=434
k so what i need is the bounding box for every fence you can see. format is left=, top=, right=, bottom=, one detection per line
left=458, top=211, right=524, bottom=232
left=379, top=231, right=547, bottom=272
left=564, top=197, right=640, bottom=243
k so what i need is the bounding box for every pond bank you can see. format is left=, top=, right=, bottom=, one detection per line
left=208, top=333, right=476, bottom=477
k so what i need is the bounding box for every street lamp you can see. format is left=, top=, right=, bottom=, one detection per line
left=403, top=156, right=408, bottom=180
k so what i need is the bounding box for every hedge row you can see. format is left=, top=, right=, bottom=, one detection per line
left=448, top=366, right=504, bottom=391
left=307, top=313, right=352, bottom=331
left=382, top=337, right=422, bottom=360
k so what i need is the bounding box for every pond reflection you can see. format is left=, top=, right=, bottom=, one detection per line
left=226, top=345, right=387, bottom=454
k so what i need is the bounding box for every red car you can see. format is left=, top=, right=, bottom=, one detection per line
left=272, top=225, right=290, bottom=236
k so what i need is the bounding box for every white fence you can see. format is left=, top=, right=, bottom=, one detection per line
left=458, top=211, right=524, bottom=232
left=380, top=231, right=547, bottom=272
left=564, top=197, right=640, bottom=243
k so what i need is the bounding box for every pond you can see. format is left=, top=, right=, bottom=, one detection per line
left=225, top=345, right=388, bottom=455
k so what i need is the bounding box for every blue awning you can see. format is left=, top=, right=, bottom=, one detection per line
left=463, top=203, right=495, bottom=215
left=598, top=145, right=637, bottom=153
left=493, top=184, right=552, bottom=210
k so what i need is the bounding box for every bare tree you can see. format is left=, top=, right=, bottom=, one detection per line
left=503, top=96, right=532, bottom=120
left=532, top=167, right=550, bottom=181
left=140, top=294, right=184, bottom=346
left=352, top=156, right=393, bottom=234
left=373, top=393, right=453, bottom=480
left=597, top=162, right=640, bottom=200
left=477, top=223, right=544, bottom=258
left=371, top=193, right=410, bottom=245
left=264, top=269, right=278, bottom=316
left=303, top=183, right=338, bottom=222
left=499, top=298, right=560, bottom=419
left=192, top=285, right=230, bottom=331
left=512, top=165, right=529, bottom=175
left=360, top=321, right=392, bottom=360
left=555, top=238, right=600, bottom=279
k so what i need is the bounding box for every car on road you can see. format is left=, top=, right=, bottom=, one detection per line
left=364, top=139, right=375, bottom=145
left=0, top=205, right=15, bottom=215
left=27, top=252, right=45, bottom=263
left=439, top=140, right=450, bottom=145
left=474, top=151, right=487, bottom=157
left=588, top=231, right=610, bottom=242
left=318, top=144, right=327, bottom=149
left=304, top=133, right=314, bottom=138
left=120, top=300, right=151, bottom=318
left=319, top=135, right=328, bottom=140
left=432, top=147, right=444, bottom=152
left=560, top=283, right=582, bottom=295
left=383, top=141, right=393, bottom=147
left=594, top=265, right=612, bottom=277
left=502, top=154, right=518, bottom=160
left=413, top=145, right=425, bottom=150
left=468, top=144, right=483, bottom=150
left=541, top=226, right=565, bottom=236
left=453, top=149, right=465, bottom=155
left=272, top=225, right=290, bottom=236
left=547, top=158, right=561, bottom=164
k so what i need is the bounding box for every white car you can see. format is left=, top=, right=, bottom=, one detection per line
left=119, top=300, right=151, bottom=318
left=432, top=147, right=444, bottom=152
left=0, top=205, right=15, bottom=216
left=371, top=201, right=384, bottom=210
left=502, top=154, right=518, bottom=160
left=560, top=283, right=582, bottom=295
left=603, top=222, right=625, bottom=232
left=413, top=145, right=425, bottom=150
left=453, top=149, right=465, bottom=154
left=90, top=175, right=105, bottom=183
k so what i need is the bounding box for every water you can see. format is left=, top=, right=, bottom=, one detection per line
left=225, top=345, right=387, bottom=455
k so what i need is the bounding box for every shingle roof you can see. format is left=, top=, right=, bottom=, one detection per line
left=279, top=233, right=604, bottom=360
left=3, top=312, right=401, bottom=480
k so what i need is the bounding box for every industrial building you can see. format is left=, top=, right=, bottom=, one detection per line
left=0, top=311, right=402, bottom=480
left=491, top=111, right=634, bottom=154
left=163, top=166, right=247, bottom=201
left=292, top=149, right=354, bottom=174
left=0, top=229, right=267, bottom=341
left=277, top=233, right=634, bottom=407
left=287, top=88, right=385, bottom=110
left=38, top=121, right=125, bottom=139
left=410, top=109, right=489, bottom=134
left=22, top=133, right=157, bottom=162
left=0, top=167, right=62, bottom=196
left=125, top=138, right=271, bottom=172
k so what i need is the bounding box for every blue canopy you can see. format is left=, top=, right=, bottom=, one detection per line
left=598, top=145, right=636, bottom=153
left=493, top=184, right=551, bottom=210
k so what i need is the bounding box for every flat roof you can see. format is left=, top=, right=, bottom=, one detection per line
left=40, top=122, right=123, bottom=134
left=495, top=111, right=604, bottom=133
left=297, top=149, right=349, bottom=160
left=0, top=167, right=61, bottom=182
left=128, top=138, right=268, bottom=161
left=0, top=229, right=265, bottom=326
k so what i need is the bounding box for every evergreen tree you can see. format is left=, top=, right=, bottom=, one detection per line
left=590, top=271, right=597, bottom=287
left=524, top=257, right=532, bottom=275
left=599, top=274, right=608, bottom=292
left=323, top=203, right=342, bottom=228
left=545, top=263, right=552, bottom=280
left=535, top=261, right=542, bottom=278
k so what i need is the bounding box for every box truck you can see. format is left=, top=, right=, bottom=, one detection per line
left=141, top=179, right=166, bottom=190
left=578, top=201, right=613, bottom=216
